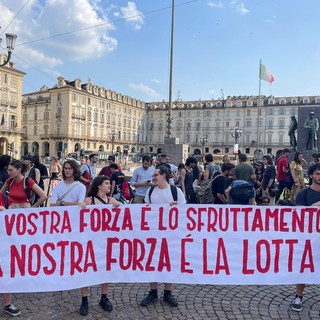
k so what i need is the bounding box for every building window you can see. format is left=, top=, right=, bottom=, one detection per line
left=246, top=120, right=251, bottom=127
left=225, top=121, right=229, bottom=128
left=279, top=133, right=284, bottom=144
left=247, top=110, right=251, bottom=116
left=267, top=120, right=273, bottom=129
left=57, top=93, right=61, bottom=101
left=279, top=109, right=285, bottom=115
left=279, top=119, right=285, bottom=129
left=267, top=109, right=274, bottom=115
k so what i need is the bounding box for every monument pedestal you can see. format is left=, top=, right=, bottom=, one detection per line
left=163, top=137, right=188, bottom=165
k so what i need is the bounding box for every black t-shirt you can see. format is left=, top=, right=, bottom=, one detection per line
left=111, top=171, right=126, bottom=194
left=295, top=187, right=320, bottom=206
left=212, top=175, right=226, bottom=204
left=262, top=165, right=276, bottom=190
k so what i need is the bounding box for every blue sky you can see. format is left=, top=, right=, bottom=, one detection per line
left=1, top=0, right=320, bottom=102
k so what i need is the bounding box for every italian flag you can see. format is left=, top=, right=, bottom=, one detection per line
left=260, top=63, right=275, bottom=84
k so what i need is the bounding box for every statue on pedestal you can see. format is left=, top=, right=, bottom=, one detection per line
left=288, top=115, right=297, bottom=151
left=304, top=112, right=319, bottom=150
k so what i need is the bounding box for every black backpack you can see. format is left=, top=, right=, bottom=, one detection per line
left=1, top=193, right=9, bottom=209
left=230, top=182, right=255, bottom=204
left=148, top=185, right=178, bottom=203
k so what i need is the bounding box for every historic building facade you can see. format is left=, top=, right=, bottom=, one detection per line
left=0, top=55, right=25, bottom=158
left=21, top=73, right=320, bottom=159
left=22, top=77, right=147, bottom=159
left=146, top=96, right=320, bottom=156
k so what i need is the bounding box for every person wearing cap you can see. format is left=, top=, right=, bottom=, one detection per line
left=288, top=115, right=298, bottom=151
left=304, top=112, right=319, bottom=150
left=276, top=148, right=290, bottom=203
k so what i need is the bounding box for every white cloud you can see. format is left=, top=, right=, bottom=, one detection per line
left=236, top=3, right=249, bottom=15
left=129, top=83, right=160, bottom=99
left=207, top=1, right=223, bottom=8
left=0, top=0, right=118, bottom=68
left=265, top=16, right=276, bottom=23
left=120, top=2, right=144, bottom=30
left=152, top=78, right=161, bottom=84
left=229, top=1, right=249, bottom=15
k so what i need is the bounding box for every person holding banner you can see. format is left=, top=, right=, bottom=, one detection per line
left=291, top=163, right=320, bottom=312
left=141, top=165, right=186, bottom=307
left=0, top=193, right=22, bottom=317
left=0, top=160, right=47, bottom=208
left=50, top=160, right=86, bottom=207
left=50, top=160, right=87, bottom=315
left=79, top=175, right=120, bottom=316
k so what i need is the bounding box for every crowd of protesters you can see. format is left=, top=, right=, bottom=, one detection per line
left=0, top=149, right=319, bottom=316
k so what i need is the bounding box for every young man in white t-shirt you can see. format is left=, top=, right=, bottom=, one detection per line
left=142, top=165, right=186, bottom=307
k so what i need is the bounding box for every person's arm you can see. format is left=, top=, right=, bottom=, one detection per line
left=109, top=197, right=120, bottom=207
left=301, top=158, right=308, bottom=169
left=31, top=184, right=47, bottom=207
left=110, top=180, right=116, bottom=197
left=217, top=192, right=227, bottom=204
left=0, top=182, right=8, bottom=194
left=282, top=165, right=288, bottom=174
left=251, top=167, right=257, bottom=180
left=180, top=168, right=187, bottom=196
left=204, top=167, right=210, bottom=181
left=225, top=186, right=232, bottom=202
left=34, top=168, right=41, bottom=184
left=290, top=163, right=298, bottom=185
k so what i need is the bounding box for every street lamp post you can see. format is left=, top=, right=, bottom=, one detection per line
left=230, top=126, right=242, bottom=154
left=0, top=29, right=17, bottom=67
left=199, top=137, right=208, bottom=154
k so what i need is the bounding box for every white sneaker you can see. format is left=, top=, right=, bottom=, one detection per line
left=291, top=296, right=302, bottom=312
left=4, top=304, right=22, bottom=317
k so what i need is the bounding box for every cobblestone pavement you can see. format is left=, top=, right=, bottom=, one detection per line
left=1, top=283, right=318, bottom=319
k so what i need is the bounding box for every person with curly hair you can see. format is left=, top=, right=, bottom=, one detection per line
left=286, top=152, right=307, bottom=201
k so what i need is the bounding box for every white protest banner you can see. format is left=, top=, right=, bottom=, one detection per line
left=0, top=204, right=319, bottom=293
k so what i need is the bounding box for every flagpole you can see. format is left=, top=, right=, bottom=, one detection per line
left=166, top=0, right=174, bottom=139
left=257, top=59, right=262, bottom=151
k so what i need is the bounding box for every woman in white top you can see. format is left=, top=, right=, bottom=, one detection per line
left=50, top=160, right=86, bottom=207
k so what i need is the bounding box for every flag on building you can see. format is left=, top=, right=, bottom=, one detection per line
left=0, top=114, right=4, bottom=126
left=260, top=63, right=275, bottom=84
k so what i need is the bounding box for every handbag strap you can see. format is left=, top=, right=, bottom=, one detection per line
left=59, top=182, right=80, bottom=201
